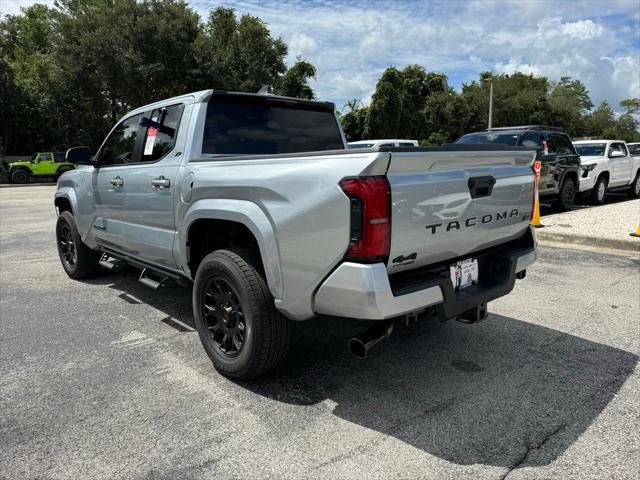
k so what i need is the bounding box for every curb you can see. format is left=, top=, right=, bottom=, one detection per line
left=537, top=230, right=640, bottom=253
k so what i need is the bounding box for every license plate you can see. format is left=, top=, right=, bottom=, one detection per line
left=450, top=258, right=478, bottom=291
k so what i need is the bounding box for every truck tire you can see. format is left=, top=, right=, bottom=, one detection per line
left=193, top=249, right=290, bottom=380
left=556, top=177, right=576, bottom=211
left=629, top=171, right=640, bottom=198
left=11, top=168, right=30, bottom=184
left=56, top=211, right=101, bottom=279
left=590, top=176, right=607, bottom=204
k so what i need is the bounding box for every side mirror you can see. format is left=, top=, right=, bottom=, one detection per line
left=66, top=146, right=92, bottom=165
left=609, top=150, right=625, bottom=158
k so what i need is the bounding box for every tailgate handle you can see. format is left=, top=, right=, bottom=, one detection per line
left=468, top=176, right=496, bottom=198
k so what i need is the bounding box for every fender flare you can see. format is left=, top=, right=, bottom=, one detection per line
left=179, top=199, right=283, bottom=300
left=54, top=187, right=78, bottom=216
left=10, top=165, right=33, bottom=175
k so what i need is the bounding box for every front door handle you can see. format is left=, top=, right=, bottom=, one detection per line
left=151, top=175, right=170, bottom=189
left=110, top=176, right=124, bottom=188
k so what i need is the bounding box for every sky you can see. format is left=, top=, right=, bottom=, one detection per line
left=3, top=0, right=640, bottom=112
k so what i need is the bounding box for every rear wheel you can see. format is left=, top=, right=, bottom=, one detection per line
left=193, top=249, right=290, bottom=380
left=556, top=178, right=576, bottom=211
left=56, top=211, right=101, bottom=279
left=590, top=176, right=607, bottom=204
left=11, top=169, right=30, bottom=184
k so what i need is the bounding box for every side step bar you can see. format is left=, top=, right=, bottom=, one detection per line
left=138, top=268, right=169, bottom=290
left=99, top=253, right=125, bottom=272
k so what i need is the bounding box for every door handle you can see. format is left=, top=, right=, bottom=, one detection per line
left=110, top=176, right=124, bottom=187
left=151, top=175, right=170, bottom=189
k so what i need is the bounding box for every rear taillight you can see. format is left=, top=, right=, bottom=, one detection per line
left=339, top=176, right=391, bottom=263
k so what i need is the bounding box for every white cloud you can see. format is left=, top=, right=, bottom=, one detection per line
left=4, top=0, right=640, bottom=112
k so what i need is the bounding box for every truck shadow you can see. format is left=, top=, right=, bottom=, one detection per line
left=244, top=314, right=637, bottom=468
left=96, top=270, right=636, bottom=468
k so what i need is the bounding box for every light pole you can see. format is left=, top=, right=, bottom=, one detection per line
left=488, top=76, right=493, bottom=130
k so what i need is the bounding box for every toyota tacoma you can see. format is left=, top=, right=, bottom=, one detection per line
left=54, top=89, right=538, bottom=379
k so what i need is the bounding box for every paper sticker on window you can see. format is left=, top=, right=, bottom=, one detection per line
left=144, top=120, right=158, bottom=155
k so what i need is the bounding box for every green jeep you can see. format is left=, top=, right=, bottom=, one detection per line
left=8, top=152, right=75, bottom=184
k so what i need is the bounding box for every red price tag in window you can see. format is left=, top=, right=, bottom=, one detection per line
left=144, top=127, right=157, bottom=155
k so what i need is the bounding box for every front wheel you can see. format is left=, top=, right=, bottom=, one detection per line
left=11, top=169, right=30, bottom=184
left=56, top=211, right=101, bottom=279
left=556, top=178, right=576, bottom=211
left=193, top=249, right=290, bottom=380
left=590, top=176, right=608, bottom=204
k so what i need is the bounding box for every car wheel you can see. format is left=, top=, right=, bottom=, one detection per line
left=590, top=176, right=607, bottom=204
left=556, top=178, right=576, bottom=211
left=193, top=249, right=290, bottom=380
left=56, top=211, right=101, bottom=279
left=11, top=169, right=30, bottom=184
left=629, top=172, right=640, bottom=199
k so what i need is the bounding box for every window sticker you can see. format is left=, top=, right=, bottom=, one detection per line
left=144, top=117, right=159, bottom=155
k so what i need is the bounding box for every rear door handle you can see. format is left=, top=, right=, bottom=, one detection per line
left=151, top=176, right=170, bottom=189
left=110, top=176, right=124, bottom=187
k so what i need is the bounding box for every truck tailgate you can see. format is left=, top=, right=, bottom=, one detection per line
left=385, top=148, right=535, bottom=273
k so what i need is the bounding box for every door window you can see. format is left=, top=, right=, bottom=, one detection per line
left=610, top=143, right=628, bottom=156
left=39, top=153, right=53, bottom=162
left=519, top=132, right=545, bottom=149
left=99, top=114, right=143, bottom=166
left=550, top=134, right=575, bottom=155
left=399, top=142, right=416, bottom=147
left=55, top=152, right=66, bottom=163
left=141, top=104, right=184, bottom=162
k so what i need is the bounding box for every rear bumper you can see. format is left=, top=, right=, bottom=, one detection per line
left=314, top=226, right=537, bottom=320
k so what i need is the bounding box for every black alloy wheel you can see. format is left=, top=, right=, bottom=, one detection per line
left=58, top=222, right=77, bottom=269
left=202, top=277, right=246, bottom=357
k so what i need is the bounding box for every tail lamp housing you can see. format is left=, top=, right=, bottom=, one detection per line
left=339, top=176, right=391, bottom=263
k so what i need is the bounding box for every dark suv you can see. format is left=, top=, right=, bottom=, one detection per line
left=455, top=126, right=580, bottom=210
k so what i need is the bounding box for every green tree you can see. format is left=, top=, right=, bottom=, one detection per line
left=620, top=98, right=640, bottom=115
left=462, top=72, right=549, bottom=132
left=583, top=100, right=616, bottom=137
left=276, top=58, right=316, bottom=99
left=363, top=67, right=404, bottom=138
left=547, top=77, right=593, bottom=136
left=340, top=99, right=368, bottom=141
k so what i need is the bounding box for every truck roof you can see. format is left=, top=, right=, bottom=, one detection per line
left=127, top=89, right=336, bottom=117
left=573, top=139, right=625, bottom=144
left=483, top=125, right=565, bottom=133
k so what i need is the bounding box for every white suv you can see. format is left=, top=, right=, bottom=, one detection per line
left=573, top=140, right=640, bottom=203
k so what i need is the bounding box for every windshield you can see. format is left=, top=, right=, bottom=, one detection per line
left=455, top=132, right=519, bottom=146
left=348, top=143, right=374, bottom=149
left=574, top=143, right=606, bottom=156
left=30, top=154, right=37, bottom=161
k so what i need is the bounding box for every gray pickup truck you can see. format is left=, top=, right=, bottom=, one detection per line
left=55, top=89, right=538, bottom=379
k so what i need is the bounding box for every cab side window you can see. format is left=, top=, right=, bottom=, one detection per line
left=519, top=132, right=545, bottom=149
left=550, top=134, right=575, bottom=155
left=55, top=152, right=66, bottom=163
left=610, top=143, right=627, bottom=156
left=140, top=104, right=183, bottom=162
left=39, top=153, right=53, bottom=162
left=99, top=114, right=143, bottom=166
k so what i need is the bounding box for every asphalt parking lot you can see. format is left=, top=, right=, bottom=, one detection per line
left=1, top=185, right=639, bottom=480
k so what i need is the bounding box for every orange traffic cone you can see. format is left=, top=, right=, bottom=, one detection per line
left=530, top=161, right=544, bottom=228
left=631, top=224, right=640, bottom=238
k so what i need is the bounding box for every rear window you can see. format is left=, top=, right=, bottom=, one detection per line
left=455, top=132, right=519, bottom=146
left=575, top=143, right=607, bottom=156
left=202, top=97, right=344, bottom=155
